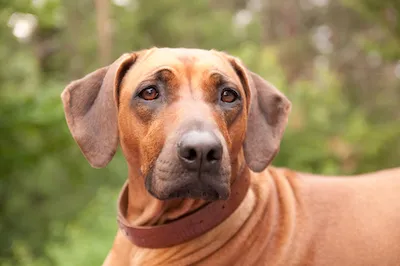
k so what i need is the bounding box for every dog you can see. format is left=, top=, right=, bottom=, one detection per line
left=61, top=48, right=400, bottom=266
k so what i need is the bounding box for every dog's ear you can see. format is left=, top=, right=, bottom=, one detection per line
left=225, top=55, right=291, bottom=172
left=61, top=53, right=137, bottom=168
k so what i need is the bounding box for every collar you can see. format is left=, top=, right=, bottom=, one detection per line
left=117, top=169, right=251, bottom=249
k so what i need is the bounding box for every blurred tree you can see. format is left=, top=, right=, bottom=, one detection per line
left=342, top=0, right=400, bottom=60
left=341, top=0, right=400, bottom=122
left=0, top=1, right=118, bottom=264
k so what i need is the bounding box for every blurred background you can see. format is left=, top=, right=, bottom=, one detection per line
left=0, top=0, right=399, bottom=265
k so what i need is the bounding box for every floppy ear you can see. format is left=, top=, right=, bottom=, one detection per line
left=61, top=53, right=137, bottom=168
left=227, top=56, right=291, bottom=172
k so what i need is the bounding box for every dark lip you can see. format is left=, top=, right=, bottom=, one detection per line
left=161, top=189, right=222, bottom=201
left=149, top=181, right=230, bottom=201
left=145, top=170, right=231, bottom=201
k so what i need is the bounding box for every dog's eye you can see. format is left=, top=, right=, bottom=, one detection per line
left=221, top=89, right=239, bottom=103
left=139, top=86, right=159, bottom=101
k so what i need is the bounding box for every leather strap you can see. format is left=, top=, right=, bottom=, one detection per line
left=117, top=169, right=250, bottom=249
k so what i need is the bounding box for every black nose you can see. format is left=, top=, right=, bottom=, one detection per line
left=177, top=131, right=222, bottom=171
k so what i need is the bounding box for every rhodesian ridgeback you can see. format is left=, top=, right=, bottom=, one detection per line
left=61, top=48, right=400, bottom=266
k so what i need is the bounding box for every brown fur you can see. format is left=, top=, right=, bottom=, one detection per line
left=61, top=48, right=400, bottom=266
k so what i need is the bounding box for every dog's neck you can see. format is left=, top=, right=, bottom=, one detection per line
left=125, top=157, right=246, bottom=226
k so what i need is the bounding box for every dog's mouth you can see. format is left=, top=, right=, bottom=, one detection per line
left=166, top=187, right=222, bottom=201
left=147, top=176, right=231, bottom=201
left=145, top=165, right=231, bottom=201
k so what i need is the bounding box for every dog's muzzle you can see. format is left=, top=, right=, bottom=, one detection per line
left=164, top=129, right=229, bottom=200
left=147, top=127, right=231, bottom=201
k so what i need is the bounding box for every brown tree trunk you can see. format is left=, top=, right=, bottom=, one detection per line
left=95, top=0, right=112, bottom=65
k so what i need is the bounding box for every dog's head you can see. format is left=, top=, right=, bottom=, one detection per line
left=61, top=48, right=291, bottom=201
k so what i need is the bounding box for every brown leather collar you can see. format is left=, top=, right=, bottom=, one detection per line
left=117, top=169, right=251, bottom=249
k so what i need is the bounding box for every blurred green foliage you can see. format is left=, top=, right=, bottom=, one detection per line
left=0, top=0, right=399, bottom=265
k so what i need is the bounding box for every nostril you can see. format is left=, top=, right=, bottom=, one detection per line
left=206, top=149, right=217, bottom=162
left=187, top=148, right=197, bottom=161
left=206, top=147, right=222, bottom=162
left=179, top=145, right=198, bottom=162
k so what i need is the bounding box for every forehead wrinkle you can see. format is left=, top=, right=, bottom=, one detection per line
left=134, top=49, right=184, bottom=77
left=208, top=70, right=239, bottom=85
left=141, top=66, right=178, bottom=80
left=122, top=64, right=180, bottom=94
left=177, top=55, right=196, bottom=95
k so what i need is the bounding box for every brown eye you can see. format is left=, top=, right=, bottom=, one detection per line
left=139, top=86, right=159, bottom=101
left=221, top=89, right=238, bottom=103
